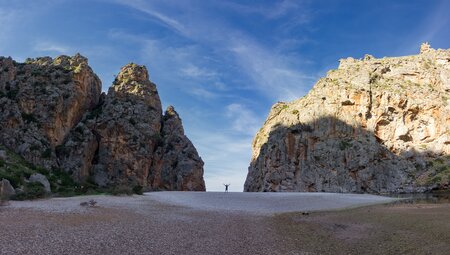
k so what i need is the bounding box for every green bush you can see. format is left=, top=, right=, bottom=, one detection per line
left=110, top=185, right=134, bottom=196
left=41, top=148, right=52, bottom=158
left=132, top=185, right=143, bottom=195
left=13, top=182, right=46, bottom=200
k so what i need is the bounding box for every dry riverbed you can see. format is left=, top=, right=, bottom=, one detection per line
left=0, top=192, right=449, bottom=254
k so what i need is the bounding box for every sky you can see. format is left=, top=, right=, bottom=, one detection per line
left=1, top=0, right=449, bottom=191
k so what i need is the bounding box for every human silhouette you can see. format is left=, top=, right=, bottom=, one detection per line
left=223, top=184, right=230, bottom=192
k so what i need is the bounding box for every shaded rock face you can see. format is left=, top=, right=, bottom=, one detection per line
left=150, top=106, right=205, bottom=191
left=245, top=44, right=450, bottom=193
left=0, top=56, right=205, bottom=191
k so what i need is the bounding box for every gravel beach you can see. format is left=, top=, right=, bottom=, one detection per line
left=2, top=192, right=448, bottom=254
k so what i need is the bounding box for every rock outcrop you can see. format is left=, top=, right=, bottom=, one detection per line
left=245, top=43, right=450, bottom=193
left=0, top=54, right=102, bottom=169
left=0, top=55, right=205, bottom=193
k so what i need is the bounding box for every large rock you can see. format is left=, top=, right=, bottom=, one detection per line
left=0, top=179, right=15, bottom=200
left=0, top=54, right=102, bottom=169
left=245, top=43, right=450, bottom=193
left=0, top=55, right=205, bottom=192
left=58, top=63, right=206, bottom=191
left=149, top=106, right=206, bottom=191
left=29, top=173, right=51, bottom=193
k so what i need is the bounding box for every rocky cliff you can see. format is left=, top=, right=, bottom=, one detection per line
left=245, top=43, right=450, bottom=194
left=0, top=55, right=205, bottom=196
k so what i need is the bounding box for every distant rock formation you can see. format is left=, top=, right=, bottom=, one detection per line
left=0, top=55, right=205, bottom=193
left=245, top=44, right=450, bottom=193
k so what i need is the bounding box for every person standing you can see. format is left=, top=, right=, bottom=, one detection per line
left=223, top=184, right=230, bottom=192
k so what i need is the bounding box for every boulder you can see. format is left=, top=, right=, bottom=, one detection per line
left=29, top=173, right=51, bottom=193
left=0, top=179, right=15, bottom=200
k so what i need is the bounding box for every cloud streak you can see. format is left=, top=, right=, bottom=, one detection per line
left=114, top=0, right=315, bottom=102
left=114, top=0, right=186, bottom=34
left=33, top=41, right=71, bottom=54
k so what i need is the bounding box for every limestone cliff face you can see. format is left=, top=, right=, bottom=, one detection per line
left=245, top=44, right=450, bottom=193
left=0, top=55, right=205, bottom=192
left=0, top=54, right=101, bottom=169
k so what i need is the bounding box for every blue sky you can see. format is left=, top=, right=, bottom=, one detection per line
left=1, top=0, right=449, bottom=191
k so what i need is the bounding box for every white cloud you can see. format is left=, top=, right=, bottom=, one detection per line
left=114, top=0, right=185, bottom=34
left=189, top=87, right=217, bottom=99
left=33, top=41, right=71, bottom=55
left=226, top=103, right=261, bottom=136
left=113, top=1, right=315, bottom=102
left=181, top=64, right=218, bottom=79
left=229, top=39, right=316, bottom=101
left=219, top=0, right=309, bottom=20
left=108, top=30, right=226, bottom=100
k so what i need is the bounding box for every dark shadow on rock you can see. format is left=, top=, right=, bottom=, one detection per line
left=244, top=116, right=449, bottom=194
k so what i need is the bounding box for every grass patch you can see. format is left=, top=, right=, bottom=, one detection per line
left=13, top=182, right=46, bottom=200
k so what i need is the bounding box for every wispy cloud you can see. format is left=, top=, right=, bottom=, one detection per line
left=114, top=1, right=315, bottom=102
left=229, top=38, right=316, bottom=101
left=181, top=64, right=218, bottom=79
left=114, top=0, right=185, bottom=34
left=219, top=0, right=309, bottom=20
left=226, top=103, right=261, bottom=136
left=33, top=41, right=71, bottom=55
left=108, top=29, right=226, bottom=100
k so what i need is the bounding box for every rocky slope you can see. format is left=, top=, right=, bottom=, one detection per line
left=0, top=55, right=205, bottom=196
left=245, top=43, right=450, bottom=194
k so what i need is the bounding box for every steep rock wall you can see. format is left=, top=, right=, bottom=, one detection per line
left=245, top=44, right=450, bottom=193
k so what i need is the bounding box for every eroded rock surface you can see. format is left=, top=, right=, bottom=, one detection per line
left=0, top=55, right=205, bottom=192
left=0, top=54, right=101, bottom=169
left=245, top=44, right=450, bottom=193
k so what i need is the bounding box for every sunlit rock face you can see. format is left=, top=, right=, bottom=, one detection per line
left=0, top=56, right=205, bottom=191
left=245, top=43, right=450, bottom=193
left=0, top=54, right=102, bottom=169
